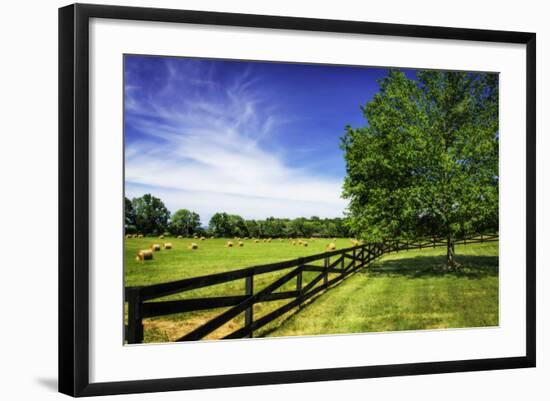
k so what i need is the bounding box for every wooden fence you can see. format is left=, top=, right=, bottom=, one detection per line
left=125, top=233, right=498, bottom=343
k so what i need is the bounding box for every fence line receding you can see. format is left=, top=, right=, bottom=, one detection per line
left=125, top=233, right=498, bottom=343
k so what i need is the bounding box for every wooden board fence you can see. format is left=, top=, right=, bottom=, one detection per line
left=125, top=233, right=498, bottom=343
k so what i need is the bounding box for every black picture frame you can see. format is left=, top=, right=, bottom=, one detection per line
left=59, top=3, right=536, bottom=397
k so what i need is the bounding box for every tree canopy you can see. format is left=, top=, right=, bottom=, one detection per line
left=131, top=194, right=171, bottom=235
left=124, top=197, right=137, bottom=233
left=171, top=209, right=201, bottom=236
left=341, top=70, right=499, bottom=267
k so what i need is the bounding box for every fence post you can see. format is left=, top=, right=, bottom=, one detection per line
left=245, top=275, right=254, bottom=337
left=433, top=236, right=436, bottom=248
left=296, top=265, right=303, bottom=308
left=324, top=256, right=329, bottom=287
left=127, top=287, right=144, bottom=344
left=245, top=274, right=254, bottom=338
left=352, top=248, right=356, bottom=271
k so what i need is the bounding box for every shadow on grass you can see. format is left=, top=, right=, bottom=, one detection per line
left=255, top=275, right=353, bottom=338
left=259, top=254, right=498, bottom=337
left=364, top=254, right=498, bottom=279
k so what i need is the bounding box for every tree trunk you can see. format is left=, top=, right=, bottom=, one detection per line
left=446, top=236, right=456, bottom=269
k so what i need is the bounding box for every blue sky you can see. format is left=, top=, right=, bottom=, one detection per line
left=124, top=55, right=413, bottom=224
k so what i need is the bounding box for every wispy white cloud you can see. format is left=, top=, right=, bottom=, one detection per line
left=125, top=58, right=347, bottom=223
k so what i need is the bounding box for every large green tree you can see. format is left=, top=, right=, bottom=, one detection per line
left=171, top=209, right=201, bottom=236
left=341, top=70, right=498, bottom=268
left=131, top=194, right=170, bottom=235
left=208, top=213, right=249, bottom=237
left=228, top=214, right=248, bottom=237
left=208, top=213, right=232, bottom=237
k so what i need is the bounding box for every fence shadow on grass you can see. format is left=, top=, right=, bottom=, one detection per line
left=364, top=254, right=499, bottom=280
left=254, top=277, right=351, bottom=338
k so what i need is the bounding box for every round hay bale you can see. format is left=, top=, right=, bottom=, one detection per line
left=193, top=235, right=198, bottom=239
left=177, top=235, right=183, bottom=239
left=238, top=241, right=244, bottom=247
left=326, top=243, right=336, bottom=251
left=226, top=241, right=234, bottom=248
left=136, top=249, right=153, bottom=261
left=137, top=234, right=143, bottom=238
left=200, top=236, right=206, bottom=241
left=302, top=242, right=308, bottom=247
left=125, top=234, right=131, bottom=239
left=164, top=242, right=172, bottom=250
left=188, top=242, right=198, bottom=250
left=292, top=241, right=296, bottom=246
left=151, top=244, right=161, bottom=251
left=254, top=239, right=259, bottom=243
left=159, top=235, right=164, bottom=239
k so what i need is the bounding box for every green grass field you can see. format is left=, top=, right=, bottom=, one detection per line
left=125, top=237, right=339, bottom=287
left=265, top=241, right=499, bottom=337
left=124, top=237, right=498, bottom=342
left=125, top=236, right=346, bottom=341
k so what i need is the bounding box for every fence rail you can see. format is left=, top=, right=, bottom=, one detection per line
left=125, top=233, right=498, bottom=343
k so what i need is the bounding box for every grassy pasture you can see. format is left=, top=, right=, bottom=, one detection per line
left=125, top=236, right=346, bottom=342
left=266, top=241, right=499, bottom=337
left=124, top=238, right=498, bottom=342
left=125, top=237, right=340, bottom=287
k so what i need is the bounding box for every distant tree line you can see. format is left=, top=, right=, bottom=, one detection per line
left=125, top=194, right=351, bottom=238
left=209, top=213, right=350, bottom=238
left=125, top=194, right=203, bottom=236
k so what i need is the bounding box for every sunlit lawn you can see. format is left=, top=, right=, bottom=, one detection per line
left=266, top=241, right=499, bottom=337
left=125, top=236, right=349, bottom=342
left=124, top=237, right=498, bottom=342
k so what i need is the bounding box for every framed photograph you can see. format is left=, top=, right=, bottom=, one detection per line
left=59, top=3, right=536, bottom=397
